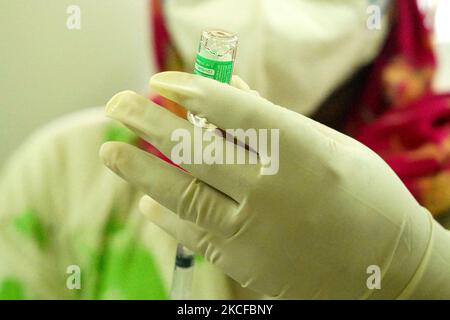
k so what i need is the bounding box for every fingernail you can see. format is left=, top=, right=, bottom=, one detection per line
left=150, top=72, right=198, bottom=102
left=105, top=90, right=137, bottom=116
left=99, top=142, right=120, bottom=171
left=139, top=195, right=157, bottom=218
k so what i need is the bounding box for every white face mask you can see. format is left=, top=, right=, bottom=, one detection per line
left=164, top=0, right=389, bottom=115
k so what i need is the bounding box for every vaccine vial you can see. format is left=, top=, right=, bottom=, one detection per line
left=187, top=29, right=238, bottom=129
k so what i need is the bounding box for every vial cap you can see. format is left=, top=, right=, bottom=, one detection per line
left=199, top=29, right=238, bottom=60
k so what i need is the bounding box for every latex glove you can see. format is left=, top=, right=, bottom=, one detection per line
left=100, top=71, right=450, bottom=299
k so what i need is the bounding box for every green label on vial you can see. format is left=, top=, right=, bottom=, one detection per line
left=194, top=54, right=233, bottom=83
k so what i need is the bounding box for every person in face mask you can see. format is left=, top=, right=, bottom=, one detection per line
left=2, top=0, right=449, bottom=299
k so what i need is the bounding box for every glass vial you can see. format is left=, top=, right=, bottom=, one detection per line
left=187, top=29, right=238, bottom=129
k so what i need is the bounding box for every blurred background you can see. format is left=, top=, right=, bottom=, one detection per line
left=0, top=0, right=449, bottom=301
left=0, top=0, right=449, bottom=166
left=0, top=0, right=154, bottom=165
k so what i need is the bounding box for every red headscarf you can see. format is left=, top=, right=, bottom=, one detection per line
left=348, top=1, right=450, bottom=216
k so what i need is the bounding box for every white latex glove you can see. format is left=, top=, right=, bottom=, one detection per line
left=100, top=72, right=450, bottom=299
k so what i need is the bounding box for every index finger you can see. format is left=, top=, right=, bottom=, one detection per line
left=149, top=71, right=284, bottom=131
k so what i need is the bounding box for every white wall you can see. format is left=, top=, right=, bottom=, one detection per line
left=0, top=0, right=155, bottom=166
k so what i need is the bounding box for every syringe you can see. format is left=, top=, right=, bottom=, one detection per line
left=170, top=29, right=238, bottom=300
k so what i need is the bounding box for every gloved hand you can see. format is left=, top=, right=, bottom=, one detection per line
left=100, top=71, right=450, bottom=299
